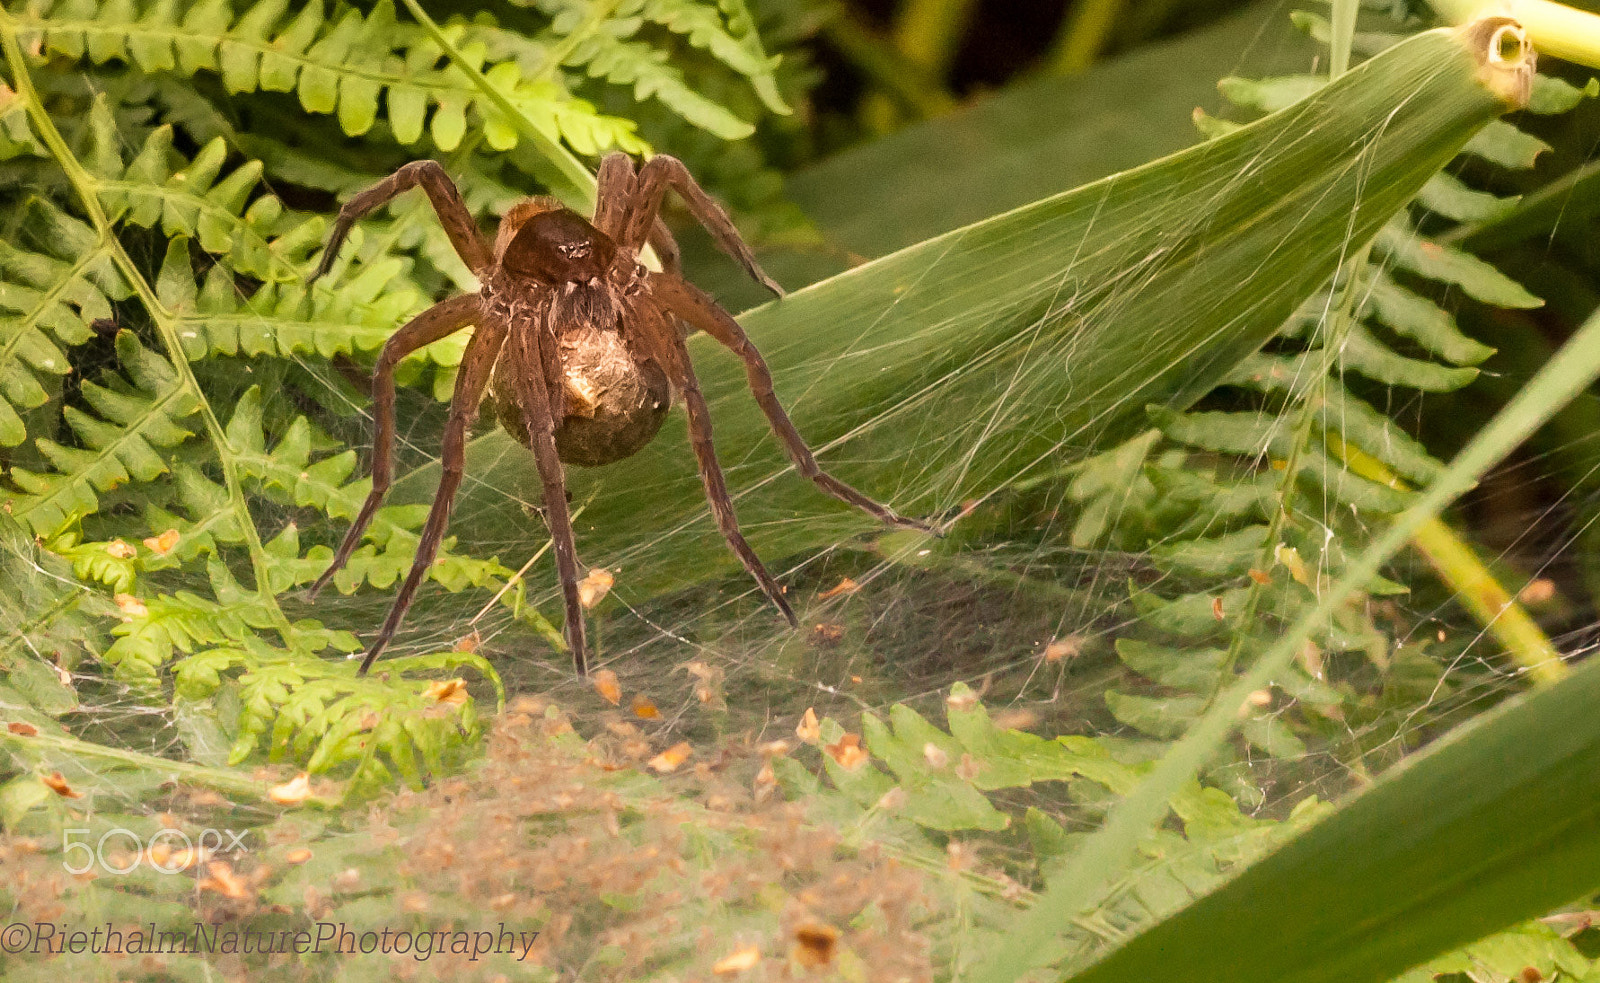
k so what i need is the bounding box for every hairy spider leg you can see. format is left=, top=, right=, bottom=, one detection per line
left=649, top=273, right=936, bottom=535
left=310, top=160, right=492, bottom=285
left=592, top=152, right=637, bottom=239
left=614, top=153, right=783, bottom=298
left=502, top=322, right=590, bottom=673
left=356, top=317, right=509, bottom=675
left=594, top=152, right=683, bottom=279
left=309, top=293, right=482, bottom=599
left=633, top=299, right=797, bottom=626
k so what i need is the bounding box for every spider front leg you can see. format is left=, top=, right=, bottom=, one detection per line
left=355, top=317, right=508, bottom=675
left=613, top=153, right=782, bottom=298
left=310, top=160, right=493, bottom=285
left=310, top=294, right=482, bottom=599
left=503, top=326, right=591, bottom=674
left=593, top=152, right=682, bottom=278
left=649, top=273, right=938, bottom=535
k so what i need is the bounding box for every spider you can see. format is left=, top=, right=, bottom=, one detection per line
left=306, top=153, right=931, bottom=676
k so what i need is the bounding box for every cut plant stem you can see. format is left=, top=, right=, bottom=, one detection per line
left=1430, top=0, right=1600, bottom=69
left=1329, top=435, right=1567, bottom=684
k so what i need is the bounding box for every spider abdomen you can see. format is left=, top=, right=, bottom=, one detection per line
left=551, top=327, right=671, bottom=467
left=489, top=323, right=671, bottom=468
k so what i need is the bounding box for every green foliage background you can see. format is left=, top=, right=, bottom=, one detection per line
left=3, top=1, right=1600, bottom=981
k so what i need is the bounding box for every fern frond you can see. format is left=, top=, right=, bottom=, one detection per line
left=173, top=643, right=498, bottom=790
left=0, top=31, right=294, bottom=629
left=16, top=0, right=649, bottom=159
left=155, top=237, right=423, bottom=361
left=0, top=199, right=129, bottom=448
left=103, top=556, right=359, bottom=681
left=87, top=109, right=320, bottom=282
left=7, top=330, right=198, bottom=533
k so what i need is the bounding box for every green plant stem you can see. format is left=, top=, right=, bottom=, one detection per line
left=397, top=0, right=597, bottom=212
left=821, top=5, right=957, bottom=118
left=1330, top=0, right=1358, bottom=77
left=0, top=727, right=286, bottom=803
left=973, top=293, right=1600, bottom=983
left=1329, top=436, right=1567, bottom=684
left=1049, top=0, right=1129, bottom=76
left=1429, top=0, right=1600, bottom=68
left=0, top=18, right=292, bottom=637
left=891, top=0, right=977, bottom=77
left=528, top=0, right=624, bottom=88
left=1212, top=244, right=1372, bottom=694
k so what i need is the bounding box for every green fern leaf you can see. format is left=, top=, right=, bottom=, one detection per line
left=19, top=0, right=649, bottom=159
left=6, top=330, right=198, bottom=533
left=0, top=200, right=130, bottom=447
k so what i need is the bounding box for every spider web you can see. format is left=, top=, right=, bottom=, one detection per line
left=248, top=18, right=1585, bottom=826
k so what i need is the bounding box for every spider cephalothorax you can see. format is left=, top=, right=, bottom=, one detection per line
left=307, top=153, right=931, bottom=675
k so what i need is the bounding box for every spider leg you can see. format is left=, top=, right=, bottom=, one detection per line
left=594, top=152, right=682, bottom=277
left=310, top=160, right=493, bottom=285
left=634, top=301, right=796, bottom=625
left=310, top=293, right=483, bottom=599
left=618, top=154, right=782, bottom=298
left=356, top=314, right=508, bottom=675
left=504, top=324, right=590, bottom=674
left=649, top=273, right=937, bottom=535
left=592, top=152, right=637, bottom=240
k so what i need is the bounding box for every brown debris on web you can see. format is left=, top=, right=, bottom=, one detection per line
left=379, top=698, right=934, bottom=981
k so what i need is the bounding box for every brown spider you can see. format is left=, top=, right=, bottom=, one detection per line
left=307, top=153, right=930, bottom=675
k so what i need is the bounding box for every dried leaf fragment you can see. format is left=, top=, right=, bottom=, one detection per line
left=817, top=577, right=860, bottom=600
left=423, top=678, right=468, bottom=705
left=578, top=568, right=614, bottom=609
left=824, top=733, right=868, bottom=771
left=792, top=923, right=840, bottom=968
left=795, top=707, right=821, bottom=744
left=811, top=623, right=846, bottom=646
left=41, top=771, right=81, bottom=798
left=648, top=741, right=693, bottom=773
left=1043, top=635, right=1083, bottom=663
left=113, top=593, right=147, bottom=619
left=592, top=669, right=622, bottom=706
left=197, top=860, right=251, bottom=899
left=713, top=944, right=762, bottom=975
left=1519, top=578, right=1556, bottom=605
left=143, top=528, right=180, bottom=555
left=683, top=660, right=724, bottom=703
left=268, top=772, right=312, bottom=806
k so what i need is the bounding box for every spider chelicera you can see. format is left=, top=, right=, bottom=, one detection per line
left=307, top=153, right=931, bottom=676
